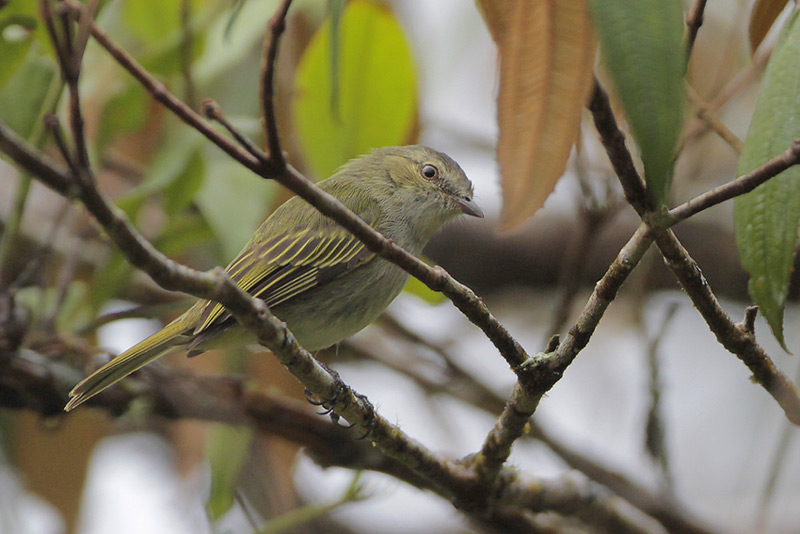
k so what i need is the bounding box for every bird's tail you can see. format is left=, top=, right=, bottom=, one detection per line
left=64, top=318, right=188, bottom=411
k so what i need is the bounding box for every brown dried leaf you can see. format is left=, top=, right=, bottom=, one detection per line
left=497, top=0, right=596, bottom=229
left=749, top=0, right=790, bottom=52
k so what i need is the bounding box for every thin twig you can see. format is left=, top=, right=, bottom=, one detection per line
left=0, top=176, right=33, bottom=286
left=669, top=139, right=800, bottom=223
left=259, top=0, right=292, bottom=167
left=471, top=224, right=655, bottom=485
left=179, top=0, right=197, bottom=109
left=202, top=98, right=263, bottom=161
left=682, top=45, right=771, bottom=145
left=547, top=189, right=615, bottom=338
left=588, top=79, right=800, bottom=426
left=588, top=81, right=653, bottom=217
left=684, top=84, right=744, bottom=154
left=42, top=1, right=92, bottom=177
left=0, top=59, right=64, bottom=285
left=684, top=0, right=708, bottom=62
left=654, top=230, right=800, bottom=425
left=644, top=302, right=679, bottom=493
left=43, top=114, right=80, bottom=176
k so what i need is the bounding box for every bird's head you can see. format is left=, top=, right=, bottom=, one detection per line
left=369, top=145, right=483, bottom=235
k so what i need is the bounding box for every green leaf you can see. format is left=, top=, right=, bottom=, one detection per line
left=156, top=212, right=214, bottom=258
left=90, top=251, right=134, bottom=311
left=0, top=0, right=53, bottom=86
left=196, top=157, right=275, bottom=259
left=206, top=424, right=253, bottom=520
left=589, top=0, right=685, bottom=203
left=0, top=14, right=35, bottom=87
left=96, top=84, right=149, bottom=153
left=139, top=30, right=206, bottom=77
left=123, top=0, right=206, bottom=77
left=0, top=52, right=54, bottom=138
left=402, top=267, right=445, bottom=304
left=294, top=0, right=417, bottom=179
left=116, top=128, right=203, bottom=207
left=55, top=281, right=93, bottom=332
left=734, top=7, right=800, bottom=350
left=162, top=148, right=205, bottom=215
left=123, top=0, right=186, bottom=43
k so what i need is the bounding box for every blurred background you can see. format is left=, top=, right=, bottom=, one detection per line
left=1, top=0, right=799, bottom=532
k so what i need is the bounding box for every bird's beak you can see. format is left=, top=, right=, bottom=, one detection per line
left=453, top=195, right=484, bottom=218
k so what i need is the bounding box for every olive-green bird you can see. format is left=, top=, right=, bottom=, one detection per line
left=65, top=145, right=482, bottom=411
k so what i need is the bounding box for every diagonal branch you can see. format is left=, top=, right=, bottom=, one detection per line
left=2, top=1, right=534, bottom=522
left=0, top=345, right=661, bottom=534
left=0, top=114, right=491, bottom=516
left=471, top=224, right=654, bottom=484
left=587, top=80, right=800, bottom=425
left=58, top=0, right=529, bottom=374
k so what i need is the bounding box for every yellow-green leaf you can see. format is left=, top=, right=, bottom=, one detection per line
left=196, top=157, right=275, bottom=259
left=495, top=0, right=596, bottom=229
left=0, top=52, right=54, bottom=139
left=403, top=272, right=446, bottom=305
left=123, top=0, right=199, bottom=43
left=749, top=0, right=790, bottom=52
left=206, top=424, right=253, bottom=520
left=0, top=13, right=35, bottom=87
left=0, top=0, right=54, bottom=80
left=589, top=0, right=685, bottom=204
left=734, top=7, right=800, bottom=350
left=293, top=0, right=416, bottom=179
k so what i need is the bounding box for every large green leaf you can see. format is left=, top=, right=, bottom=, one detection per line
left=196, top=157, right=275, bottom=259
left=734, top=7, right=800, bottom=349
left=0, top=52, right=54, bottom=139
left=117, top=129, right=204, bottom=208
left=589, top=0, right=685, bottom=204
left=294, top=0, right=417, bottom=179
left=0, top=12, right=35, bottom=88
left=0, top=0, right=54, bottom=87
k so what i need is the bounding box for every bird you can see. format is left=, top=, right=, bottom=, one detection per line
left=65, top=145, right=483, bottom=411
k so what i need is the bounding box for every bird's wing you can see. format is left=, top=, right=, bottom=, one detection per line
left=193, top=226, right=374, bottom=334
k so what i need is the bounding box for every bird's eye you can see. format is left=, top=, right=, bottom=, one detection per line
left=420, top=164, right=438, bottom=180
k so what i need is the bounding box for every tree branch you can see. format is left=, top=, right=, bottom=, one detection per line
left=587, top=79, right=800, bottom=425
left=669, top=139, right=800, bottom=223
left=259, top=0, right=292, bottom=167
left=471, top=224, right=654, bottom=485
left=684, top=0, right=708, bottom=61
left=58, top=0, right=529, bottom=375
left=2, top=1, right=537, bottom=522
left=0, top=346, right=667, bottom=534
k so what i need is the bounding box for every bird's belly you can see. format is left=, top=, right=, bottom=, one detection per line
left=273, top=259, right=409, bottom=350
